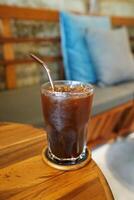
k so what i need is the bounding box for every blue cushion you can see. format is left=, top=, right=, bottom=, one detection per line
left=85, top=27, right=134, bottom=86
left=60, top=12, right=111, bottom=83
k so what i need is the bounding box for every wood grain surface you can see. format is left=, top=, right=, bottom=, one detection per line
left=0, top=123, right=46, bottom=168
left=0, top=123, right=114, bottom=200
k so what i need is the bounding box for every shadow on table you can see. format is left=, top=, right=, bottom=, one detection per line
left=105, top=135, right=134, bottom=192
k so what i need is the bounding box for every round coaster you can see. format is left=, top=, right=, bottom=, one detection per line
left=42, top=147, right=91, bottom=171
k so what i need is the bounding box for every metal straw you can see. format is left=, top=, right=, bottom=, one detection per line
left=30, top=54, right=54, bottom=91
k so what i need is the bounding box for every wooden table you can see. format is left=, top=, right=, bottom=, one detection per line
left=0, top=123, right=114, bottom=200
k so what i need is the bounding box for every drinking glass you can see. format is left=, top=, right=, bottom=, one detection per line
left=41, top=80, right=93, bottom=165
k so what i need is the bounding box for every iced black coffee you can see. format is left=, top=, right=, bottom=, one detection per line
left=41, top=81, right=93, bottom=165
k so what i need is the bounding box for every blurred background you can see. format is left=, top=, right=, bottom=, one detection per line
left=0, top=0, right=133, bottom=91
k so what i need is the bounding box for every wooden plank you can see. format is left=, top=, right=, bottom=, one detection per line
left=0, top=55, right=62, bottom=65
left=111, top=16, right=134, bottom=26
left=90, top=115, right=108, bottom=141
left=0, top=36, right=60, bottom=43
left=105, top=112, right=122, bottom=134
left=0, top=5, right=59, bottom=21
left=118, top=127, right=133, bottom=136
left=130, top=121, right=134, bottom=132
left=2, top=19, right=16, bottom=89
left=117, top=106, right=134, bottom=130
left=0, top=123, right=46, bottom=169
left=88, top=101, right=134, bottom=143
left=100, top=115, right=116, bottom=138
left=0, top=5, right=134, bottom=27
left=90, top=13, right=134, bottom=26
left=0, top=136, right=45, bottom=169
left=0, top=35, right=133, bottom=44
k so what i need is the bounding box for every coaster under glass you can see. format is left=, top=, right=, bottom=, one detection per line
left=42, top=147, right=91, bottom=171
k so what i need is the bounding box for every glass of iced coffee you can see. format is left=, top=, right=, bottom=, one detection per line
left=41, top=80, right=93, bottom=167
